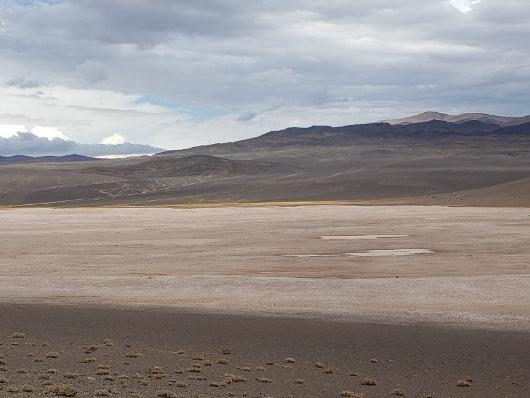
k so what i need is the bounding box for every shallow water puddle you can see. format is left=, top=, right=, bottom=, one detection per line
left=346, top=249, right=433, bottom=257
left=319, top=235, right=408, bottom=240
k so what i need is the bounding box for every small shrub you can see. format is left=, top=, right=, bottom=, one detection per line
left=46, top=384, right=78, bottom=397
left=340, top=392, right=362, bottom=398
left=360, top=377, right=376, bottom=386
left=125, top=353, right=141, bottom=358
left=46, top=352, right=60, bottom=358
left=456, top=379, right=471, bottom=387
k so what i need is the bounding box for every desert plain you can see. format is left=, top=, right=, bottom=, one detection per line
left=0, top=205, right=529, bottom=397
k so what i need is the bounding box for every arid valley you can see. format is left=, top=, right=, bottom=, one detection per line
left=1, top=205, right=529, bottom=397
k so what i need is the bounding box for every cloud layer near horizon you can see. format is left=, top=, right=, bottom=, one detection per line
left=0, top=132, right=162, bottom=157
left=1, top=0, right=530, bottom=153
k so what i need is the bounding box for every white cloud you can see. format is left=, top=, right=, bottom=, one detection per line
left=30, top=125, right=69, bottom=140
left=102, top=133, right=126, bottom=145
left=0, top=124, right=68, bottom=140
left=0, top=124, right=26, bottom=138
left=449, top=0, right=481, bottom=13
left=0, top=0, right=529, bottom=151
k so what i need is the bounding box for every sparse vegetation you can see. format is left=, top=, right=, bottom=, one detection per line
left=456, top=379, right=471, bottom=387
left=46, top=384, right=78, bottom=397
left=125, top=352, right=142, bottom=358
left=46, top=352, right=60, bottom=358
left=391, top=388, right=406, bottom=396
left=340, top=391, right=363, bottom=398
left=157, top=391, right=177, bottom=398
left=11, top=332, right=26, bottom=339
left=360, top=377, right=377, bottom=386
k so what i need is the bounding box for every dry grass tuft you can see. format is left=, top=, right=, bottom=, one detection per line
left=103, top=339, right=113, bottom=347
left=256, top=377, right=272, bottom=383
left=360, top=377, right=377, bottom=386
left=46, top=384, right=78, bottom=397
left=187, top=367, right=201, bottom=373
left=94, top=389, right=110, bottom=397
left=340, top=391, right=363, bottom=398
left=315, top=362, right=324, bottom=368
left=192, top=355, right=205, bottom=360
left=285, top=357, right=296, bottom=363
left=11, top=332, right=26, bottom=339
left=63, top=373, right=79, bottom=379
left=324, top=368, right=334, bottom=374
left=391, top=388, right=406, bottom=396
left=456, top=379, right=471, bottom=387
left=84, top=345, right=98, bottom=353
left=81, top=357, right=96, bottom=363
left=46, top=352, right=60, bottom=358
left=294, top=378, right=304, bottom=384
left=221, top=348, right=232, bottom=355
left=224, top=374, right=247, bottom=383
left=218, top=359, right=229, bottom=365
left=125, top=353, right=142, bottom=358
left=369, top=358, right=378, bottom=364
left=156, top=391, right=177, bottom=398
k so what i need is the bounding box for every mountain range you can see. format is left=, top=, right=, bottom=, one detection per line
left=0, top=112, right=529, bottom=207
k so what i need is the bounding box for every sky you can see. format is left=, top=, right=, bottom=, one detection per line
left=1, top=0, right=530, bottom=156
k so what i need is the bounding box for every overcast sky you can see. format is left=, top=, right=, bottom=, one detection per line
left=1, top=0, right=529, bottom=155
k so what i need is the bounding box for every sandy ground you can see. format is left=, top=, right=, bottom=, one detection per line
left=1, top=304, right=529, bottom=398
left=1, top=206, right=529, bottom=331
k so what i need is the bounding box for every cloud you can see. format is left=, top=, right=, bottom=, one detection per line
left=6, top=77, right=41, bottom=88
left=0, top=130, right=163, bottom=157
left=0, top=0, right=529, bottom=150
left=101, top=133, right=126, bottom=145
left=449, top=0, right=481, bottom=13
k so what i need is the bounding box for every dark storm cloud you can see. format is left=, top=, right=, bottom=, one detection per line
left=1, top=0, right=530, bottom=150
left=0, top=132, right=163, bottom=157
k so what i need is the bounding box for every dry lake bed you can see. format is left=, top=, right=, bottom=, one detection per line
left=0, top=205, right=529, bottom=397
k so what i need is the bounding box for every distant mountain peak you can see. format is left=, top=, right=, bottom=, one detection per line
left=384, top=112, right=530, bottom=127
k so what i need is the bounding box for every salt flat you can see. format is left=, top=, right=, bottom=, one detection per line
left=1, top=205, right=529, bottom=330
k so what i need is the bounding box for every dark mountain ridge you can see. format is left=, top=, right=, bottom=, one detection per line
left=0, top=115, right=529, bottom=207
left=0, top=154, right=96, bottom=164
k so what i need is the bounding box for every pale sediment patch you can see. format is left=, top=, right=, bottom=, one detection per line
left=346, top=249, right=433, bottom=257
left=283, top=254, right=337, bottom=258
left=319, top=235, right=408, bottom=240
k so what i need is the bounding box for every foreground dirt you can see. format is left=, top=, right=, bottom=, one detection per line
left=0, top=304, right=528, bottom=398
